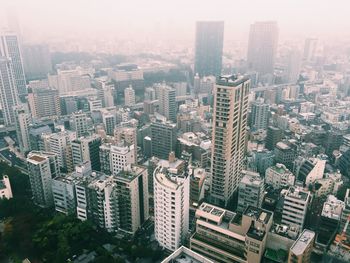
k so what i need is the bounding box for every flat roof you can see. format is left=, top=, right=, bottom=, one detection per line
left=290, top=229, right=315, bottom=256
left=161, top=246, right=214, bottom=263
left=28, top=155, right=46, bottom=162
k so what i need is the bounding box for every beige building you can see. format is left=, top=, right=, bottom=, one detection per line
left=288, top=229, right=315, bottom=263
left=210, top=75, right=250, bottom=206
left=190, top=203, right=273, bottom=263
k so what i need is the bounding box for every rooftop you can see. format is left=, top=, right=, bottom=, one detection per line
left=290, top=229, right=315, bottom=256
left=285, top=187, right=310, bottom=201
left=28, top=155, right=46, bottom=163
left=161, top=246, right=214, bottom=263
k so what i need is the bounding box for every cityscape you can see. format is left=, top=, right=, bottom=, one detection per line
left=1, top=0, right=350, bottom=262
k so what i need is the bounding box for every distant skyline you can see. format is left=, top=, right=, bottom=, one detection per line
left=1, top=0, right=350, bottom=44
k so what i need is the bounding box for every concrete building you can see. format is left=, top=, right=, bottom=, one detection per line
left=250, top=98, right=269, bottom=130
left=71, top=135, right=101, bottom=171
left=0, top=32, right=27, bottom=97
left=265, top=126, right=283, bottom=151
left=0, top=175, right=13, bottom=199
left=88, top=98, right=102, bottom=111
left=265, top=163, right=295, bottom=190
left=340, top=189, right=350, bottom=238
left=210, top=75, right=250, bottom=206
left=158, top=84, right=177, bottom=122
left=0, top=57, right=19, bottom=125
left=237, top=170, right=264, bottom=212
left=27, top=151, right=60, bottom=207
left=124, top=85, right=136, bottom=106
left=194, top=21, right=224, bottom=77
left=161, top=246, right=214, bottom=263
left=27, top=87, right=61, bottom=119
left=114, top=164, right=149, bottom=234
left=109, top=143, right=135, bottom=175
left=274, top=141, right=297, bottom=170
left=102, top=112, right=116, bottom=136
left=285, top=49, right=302, bottom=83
left=114, top=125, right=137, bottom=163
left=154, top=161, right=189, bottom=251
left=247, top=21, right=279, bottom=78
left=22, top=44, right=52, bottom=80
left=281, top=187, right=311, bottom=229
left=51, top=174, right=78, bottom=215
left=190, top=203, right=273, bottom=263
left=288, top=229, right=315, bottom=263
left=303, top=38, right=318, bottom=62
left=71, top=111, right=89, bottom=137
left=150, top=120, right=177, bottom=159
left=14, top=106, right=31, bottom=153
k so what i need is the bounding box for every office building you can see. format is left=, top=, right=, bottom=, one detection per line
left=88, top=98, right=102, bottom=111
left=158, top=84, right=177, bottom=122
left=210, top=75, right=250, bottom=206
left=194, top=21, right=224, bottom=77
left=303, top=38, right=317, bottom=62
left=247, top=21, right=278, bottom=77
left=288, top=229, right=315, bottom=263
left=190, top=203, right=273, bottom=263
left=237, top=170, right=264, bottom=212
left=282, top=187, right=311, bottom=229
left=0, top=175, right=13, bottom=199
left=0, top=57, right=19, bottom=125
left=124, top=85, right=136, bottom=106
left=51, top=174, right=77, bottom=215
left=27, top=151, right=60, bottom=207
left=161, top=246, right=213, bottom=263
left=14, top=106, right=31, bottom=153
left=71, top=111, right=89, bottom=137
left=102, top=112, right=116, bottom=136
left=0, top=32, right=27, bottom=97
left=71, top=135, right=101, bottom=171
left=22, top=44, right=51, bottom=80
left=150, top=120, right=177, bottom=159
left=27, top=87, right=61, bottom=119
left=114, top=164, right=149, bottom=234
left=250, top=98, right=269, bottom=130
left=154, top=161, right=189, bottom=251
left=265, top=163, right=295, bottom=190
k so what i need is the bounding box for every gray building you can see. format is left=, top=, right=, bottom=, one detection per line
left=158, top=84, right=177, bottom=123
left=194, top=21, right=224, bottom=77
left=150, top=120, right=177, bottom=159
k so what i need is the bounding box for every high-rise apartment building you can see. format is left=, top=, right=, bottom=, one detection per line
left=71, top=111, right=89, bottom=137
left=71, top=135, right=101, bottom=171
left=237, top=170, right=264, bottom=212
left=247, top=21, right=278, bottom=77
left=265, top=126, right=283, bottom=151
left=27, top=87, right=61, bottom=119
left=27, top=151, right=60, bottom=207
left=250, top=98, right=269, bottom=130
left=114, top=164, right=149, bottom=234
left=0, top=32, right=27, bottom=97
left=124, top=85, right=136, bottom=106
left=210, top=75, right=250, bottom=206
left=14, top=106, right=31, bottom=154
left=0, top=57, right=19, bottom=125
left=194, top=21, right=224, bottom=77
left=154, top=161, right=189, bottom=251
left=285, top=49, right=302, bottom=83
left=158, top=84, right=177, bottom=122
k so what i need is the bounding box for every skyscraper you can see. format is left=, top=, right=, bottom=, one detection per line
left=0, top=57, right=19, bottom=125
left=158, top=84, right=177, bottom=122
left=247, top=21, right=278, bottom=77
left=124, top=85, right=136, bottom=106
left=210, top=75, right=250, bottom=206
left=194, top=21, right=224, bottom=77
left=0, top=32, right=27, bottom=97
left=14, top=106, right=31, bottom=154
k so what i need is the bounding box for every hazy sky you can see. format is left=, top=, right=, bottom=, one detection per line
left=1, top=0, right=350, bottom=43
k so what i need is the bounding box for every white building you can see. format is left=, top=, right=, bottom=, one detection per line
left=158, top=83, right=177, bottom=123
left=14, top=106, right=31, bottom=153
left=265, top=163, right=295, bottom=190
left=71, top=111, right=89, bottom=137
left=88, top=98, right=102, bottom=111
left=110, top=143, right=135, bottom=175
left=0, top=175, right=13, bottom=199
left=282, top=187, right=311, bottom=229
left=124, top=85, right=136, bottom=106
left=288, top=229, right=315, bottom=263
left=237, top=170, right=264, bottom=212
left=154, top=164, right=189, bottom=251
left=250, top=98, right=269, bottom=130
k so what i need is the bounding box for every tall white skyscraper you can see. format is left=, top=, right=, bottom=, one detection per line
left=247, top=21, right=278, bottom=78
left=14, top=105, right=31, bottom=154
left=250, top=97, right=270, bottom=130
left=124, top=85, right=136, bottom=106
left=0, top=32, right=27, bottom=97
left=210, top=75, right=250, bottom=207
left=0, top=57, right=19, bottom=125
left=158, top=84, right=177, bottom=123
left=153, top=161, right=189, bottom=251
